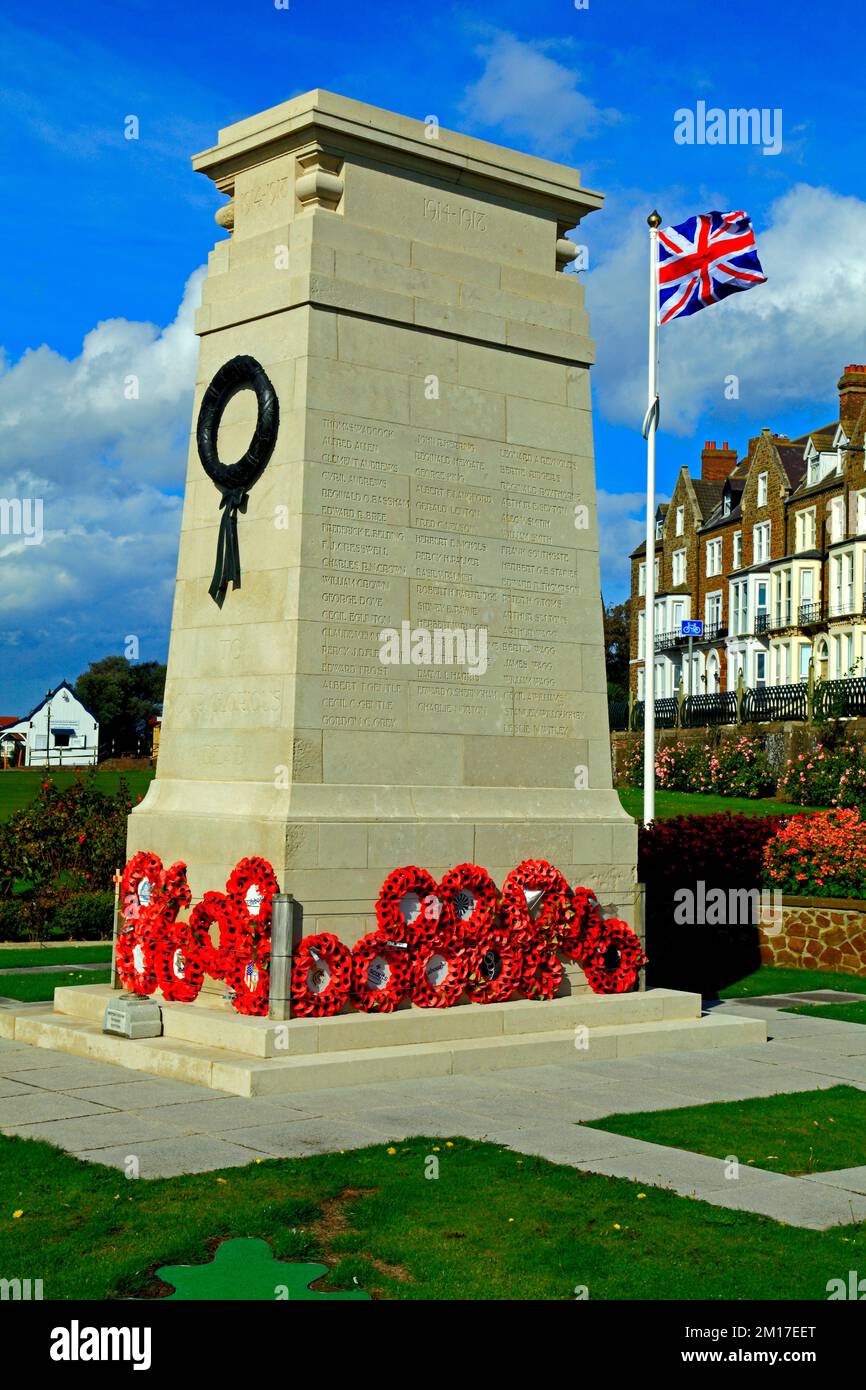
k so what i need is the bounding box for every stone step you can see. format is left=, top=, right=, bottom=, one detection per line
left=6, top=1001, right=766, bottom=1097
left=51, top=983, right=703, bottom=1058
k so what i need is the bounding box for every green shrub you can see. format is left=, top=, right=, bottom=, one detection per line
left=48, top=891, right=114, bottom=941
left=0, top=900, right=28, bottom=942
left=778, top=741, right=866, bottom=809
left=1, top=771, right=131, bottom=934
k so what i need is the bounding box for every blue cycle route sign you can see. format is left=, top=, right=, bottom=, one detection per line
left=681, top=619, right=703, bottom=638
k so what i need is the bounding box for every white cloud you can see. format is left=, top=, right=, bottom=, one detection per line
left=0, top=271, right=203, bottom=699
left=462, top=32, right=619, bottom=158
left=587, top=183, right=866, bottom=435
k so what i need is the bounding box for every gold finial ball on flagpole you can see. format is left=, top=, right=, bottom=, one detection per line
left=647, top=210, right=662, bottom=228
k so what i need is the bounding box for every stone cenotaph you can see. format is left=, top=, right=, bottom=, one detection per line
left=128, top=90, right=638, bottom=977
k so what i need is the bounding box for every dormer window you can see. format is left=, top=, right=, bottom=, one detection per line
left=655, top=517, right=664, bottom=540
left=722, top=487, right=731, bottom=516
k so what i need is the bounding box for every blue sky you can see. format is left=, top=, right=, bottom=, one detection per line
left=1, top=0, right=865, bottom=712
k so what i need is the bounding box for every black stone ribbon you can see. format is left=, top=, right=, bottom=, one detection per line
left=209, top=486, right=250, bottom=606
left=196, top=355, right=280, bottom=608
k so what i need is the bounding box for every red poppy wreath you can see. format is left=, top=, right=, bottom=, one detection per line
left=375, top=866, right=454, bottom=947
left=225, top=856, right=280, bottom=938
left=188, top=891, right=236, bottom=981
left=521, top=943, right=564, bottom=1001
left=500, top=859, right=572, bottom=947
left=559, top=885, right=605, bottom=964
left=438, top=863, right=499, bottom=944
left=464, top=929, right=523, bottom=1005
left=115, top=929, right=159, bottom=996
left=351, top=932, right=414, bottom=1013
left=225, top=941, right=271, bottom=1016
left=410, top=936, right=470, bottom=1009
left=120, top=851, right=164, bottom=924
left=153, top=922, right=207, bottom=1004
left=581, top=920, right=647, bottom=995
left=291, top=933, right=353, bottom=1018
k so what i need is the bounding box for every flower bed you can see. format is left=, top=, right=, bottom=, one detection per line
left=777, top=740, right=866, bottom=808
left=762, top=807, right=866, bottom=898
left=622, top=735, right=775, bottom=798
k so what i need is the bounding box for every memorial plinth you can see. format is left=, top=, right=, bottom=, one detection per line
left=128, top=90, right=638, bottom=971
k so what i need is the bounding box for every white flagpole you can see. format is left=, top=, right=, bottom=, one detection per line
left=642, top=210, right=662, bottom=825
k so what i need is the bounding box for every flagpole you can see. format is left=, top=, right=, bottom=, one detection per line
left=642, top=210, right=662, bottom=825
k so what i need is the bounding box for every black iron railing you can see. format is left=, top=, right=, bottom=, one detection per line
left=681, top=691, right=738, bottom=727
left=812, top=677, right=866, bottom=721
left=798, top=602, right=823, bottom=625
left=741, top=682, right=808, bottom=723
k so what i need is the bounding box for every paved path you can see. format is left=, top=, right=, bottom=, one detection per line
left=2, top=997, right=866, bottom=1229
left=0, top=961, right=109, bottom=976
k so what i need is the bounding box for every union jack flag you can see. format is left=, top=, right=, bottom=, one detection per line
left=658, top=210, right=766, bottom=326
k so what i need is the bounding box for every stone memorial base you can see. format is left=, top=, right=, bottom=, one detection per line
left=4, top=984, right=766, bottom=1098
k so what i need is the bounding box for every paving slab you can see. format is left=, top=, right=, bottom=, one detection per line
left=74, top=1135, right=274, bottom=1178
left=0, top=1077, right=39, bottom=1099
left=741, top=1048, right=866, bottom=1082
left=0, top=1046, right=72, bottom=1073
left=492, top=1122, right=656, bottom=1165
left=225, top=1117, right=388, bottom=1159
left=335, top=1103, right=472, bottom=1141
left=65, top=1079, right=234, bottom=1110
left=0, top=1091, right=115, bottom=1127
left=159, top=1097, right=303, bottom=1132
left=2, top=1062, right=154, bottom=1091
left=800, top=1166, right=866, bottom=1195
left=7, top=1109, right=192, bottom=1153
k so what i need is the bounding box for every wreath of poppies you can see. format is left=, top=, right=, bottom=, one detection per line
left=438, top=863, right=499, bottom=944
left=581, top=919, right=646, bottom=995
left=500, top=860, right=572, bottom=948
left=188, top=891, right=235, bottom=980
left=410, top=937, right=470, bottom=1009
left=153, top=923, right=206, bottom=1004
left=225, top=942, right=271, bottom=1016
left=115, top=929, right=159, bottom=996
left=121, top=851, right=164, bottom=923
left=351, top=932, right=414, bottom=1013
left=464, top=929, right=524, bottom=1005
left=291, top=934, right=353, bottom=1018
left=375, top=866, right=454, bottom=947
left=158, top=861, right=192, bottom=919
left=226, top=857, right=280, bottom=936
left=559, top=885, right=605, bottom=964
left=521, top=944, right=564, bottom=1001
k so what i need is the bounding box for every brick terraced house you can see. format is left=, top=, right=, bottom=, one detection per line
left=629, top=365, right=866, bottom=699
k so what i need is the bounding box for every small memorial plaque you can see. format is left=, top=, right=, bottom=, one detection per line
left=102, top=995, right=163, bottom=1039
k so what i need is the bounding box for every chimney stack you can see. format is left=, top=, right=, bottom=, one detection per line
left=701, top=439, right=738, bottom=482
left=838, top=364, right=866, bottom=436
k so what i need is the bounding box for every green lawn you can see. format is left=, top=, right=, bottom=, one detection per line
left=1, top=1132, right=862, bottom=1300
left=0, top=768, right=154, bottom=823
left=0, top=945, right=111, bottom=970
left=616, top=787, right=825, bottom=820
left=785, top=1000, right=866, bottom=1026
left=720, top=966, right=866, bottom=999
left=0, top=969, right=111, bottom=1001
left=585, top=1085, right=863, bottom=1177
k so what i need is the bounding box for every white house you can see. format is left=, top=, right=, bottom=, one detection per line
left=0, top=682, right=99, bottom=768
